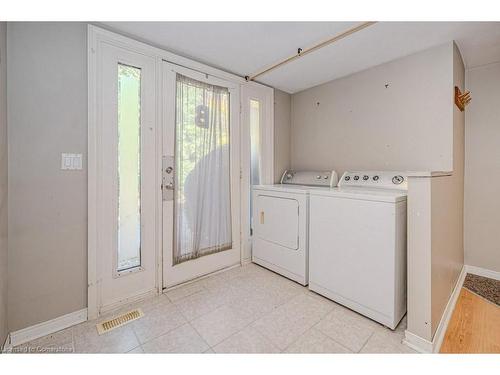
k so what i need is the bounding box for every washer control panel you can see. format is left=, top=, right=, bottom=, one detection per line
left=281, top=170, right=339, bottom=187
left=339, top=171, right=408, bottom=190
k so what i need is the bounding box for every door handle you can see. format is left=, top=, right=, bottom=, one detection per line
left=260, top=211, right=264, bottom=224
left=162, top=156, right=175, bottom=201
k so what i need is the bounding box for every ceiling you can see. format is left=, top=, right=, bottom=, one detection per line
left=103, top=22, right=500, bottom=93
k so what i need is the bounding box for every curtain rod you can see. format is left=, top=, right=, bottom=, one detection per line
left=246, top=21, right=377, bottom=82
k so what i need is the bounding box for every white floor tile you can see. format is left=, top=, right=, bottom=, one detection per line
left=252, top=293, right=335, bottom=350
left=141, top=324, right=209, bottom=353
left=360, top=330, right=416, bottom=353
left=190, top=305, right=255, bottom=347
left=213, top=326, right=280, bottom=353
left=73, top=325, right=139, bottom=353
left=15, top=264, right=417, bottom=354
left=127, top=345, right=144, bottom=353
left=131, top=302, right=187, bottom=344
left=173, top=289, right=227, bottom=321
left=285, top=328, right=352, bottom=353
left=314, top=306, right=381, bottom=352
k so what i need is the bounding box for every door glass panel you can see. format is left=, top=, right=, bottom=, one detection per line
left=174, top=74, right=232, bottom=265
left=117, top=63, right=142, bottom=272
left=249, top=99, right=261, bottom=235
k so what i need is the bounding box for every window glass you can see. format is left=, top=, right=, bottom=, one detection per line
left=117, top=63, right=142, bottom=272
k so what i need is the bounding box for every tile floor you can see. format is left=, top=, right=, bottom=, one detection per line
left=12, top=263, right=416, bottom=354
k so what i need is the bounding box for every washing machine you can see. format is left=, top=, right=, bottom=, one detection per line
left=308, top=171, right=408, bottom=329
left=252, top=170, right=338, bottom=285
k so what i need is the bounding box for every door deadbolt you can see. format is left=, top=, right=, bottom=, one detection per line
left=166, top=166, right=173, bottom=174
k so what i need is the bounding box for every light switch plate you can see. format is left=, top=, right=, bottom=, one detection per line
left=61, top=153, right=83, bottom=170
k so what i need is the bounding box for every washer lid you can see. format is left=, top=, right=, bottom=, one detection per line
left=310, top=187, right=407, bottom=203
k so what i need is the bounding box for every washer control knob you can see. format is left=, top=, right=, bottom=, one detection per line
left=316, top=175, right=322, bottom=179
left=363, top=175, right=369, bottom=181
left=324, top=175, right=329, bottom=179
left=392, top=175, right=404, bottom=185
left=373, top=175, right=380, bottom=181
left=354, top=175, right=360, bottom=181
left=345, top=176, right=351, bottom=181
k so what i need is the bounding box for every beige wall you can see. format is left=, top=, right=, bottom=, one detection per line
left=406, top=43, right=465, bottom=344
left=0, top=22, right=8, bottom=345
left=290, top=43, right=454, bottom=175
left=291, top=41, right=465, bottom=346
left=464, top=62, right=500, bottom=273
left=273, top=89, right=291, bottom=182
left=430, top=43, right=465, bottom=337
left=7, top=22, right=88, bottom=331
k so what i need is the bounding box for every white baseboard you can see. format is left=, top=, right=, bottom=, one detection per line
left=403, top=265, right=467, bottom=353
left=2, top=332, right=12, bottom=353
left=8, top=308, right=88, bottom=347
left=431, top=265, right=467, bottom=353
left=465, top=265, right=500, bottom=281
left=403, top=330, right=433, bottom=353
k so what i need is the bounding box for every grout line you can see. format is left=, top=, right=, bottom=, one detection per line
left=174, top=295, right=225, bottom=323
left=187, top=321, right=212, bottom=352
left=128, top=325, right=142, bottom=353
left=357, top=331, right=375, bottom=353
left=280, top=326, right=313, bottom=353
left=310, top=318, right=354, bottom=353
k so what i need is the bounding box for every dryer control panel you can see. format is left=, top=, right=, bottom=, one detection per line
left=280, top=170, right=339, bottom=187
left=339, top=171, right=408, bottom=190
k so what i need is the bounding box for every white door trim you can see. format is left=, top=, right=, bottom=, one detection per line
left=240, top=83, right=274, bottom=262
left=88, top=27, right=160, bottom=318
left=88, top=25, right=251, bottom=319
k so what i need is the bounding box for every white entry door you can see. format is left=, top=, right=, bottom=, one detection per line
left=97, top=43, right=158, bottom=312
left=162, top=63, right=241, bottom=288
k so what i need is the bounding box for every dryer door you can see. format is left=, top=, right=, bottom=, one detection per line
left=254, top=194, right=299, bottom=250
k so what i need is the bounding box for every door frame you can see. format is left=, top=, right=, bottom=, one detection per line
left=240, top=83, right=275, bottom=262
left=88, top=25, right=248, bottom=319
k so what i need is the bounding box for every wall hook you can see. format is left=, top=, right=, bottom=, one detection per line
left=455, top=86, right=471, bottom=112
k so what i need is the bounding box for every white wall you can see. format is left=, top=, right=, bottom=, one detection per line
left=464, top=61, right=500, bottom=273
left=290, top=43, right=454, bottom=175
left=0, top=22, right=8, bottom=345
left=273, top=89, right=291, bottom=182
left=7, top=22, right=88, bottom=331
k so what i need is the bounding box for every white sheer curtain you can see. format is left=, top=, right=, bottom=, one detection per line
left=174, top=74, right=232, bottom=265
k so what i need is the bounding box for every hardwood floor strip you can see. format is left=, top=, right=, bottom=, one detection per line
left=440, top=288, right=500, bottom=353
